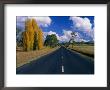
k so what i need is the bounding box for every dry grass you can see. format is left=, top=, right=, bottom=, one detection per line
left=16, top=46, right=59, bottom=68
left=69, top=45, right=94, bottom=57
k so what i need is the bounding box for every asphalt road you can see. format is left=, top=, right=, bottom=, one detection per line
left=16, top=46, right=94, bottom=74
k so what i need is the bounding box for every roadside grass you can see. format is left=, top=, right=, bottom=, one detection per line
left=68, top=44, right=94, bottom=58
left=16, top=46, right=59, bottom=68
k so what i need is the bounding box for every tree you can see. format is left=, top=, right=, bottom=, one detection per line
left=23, top=18, right=44, bottom=51
left=38, top=29, right=43, bottom=50
left=32, top=19, right=39, bottom=32
left=23, top=31, right=30, bottom=51
left=70, top=32, right=77, bottom=48
left=16, top=28, right=23, bottom=47
left=44, top=34, right=58, bottom=48
left=23, top=19, right=34, bottom=51
left=32, top=19, right=43, bottom=50
left=33, top=32, right=38, bottom=50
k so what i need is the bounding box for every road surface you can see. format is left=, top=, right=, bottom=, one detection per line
left=16, top=46, right=94, bottom=74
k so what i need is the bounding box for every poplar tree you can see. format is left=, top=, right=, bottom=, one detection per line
left=38, top=29, right=43, bottom=50
left=23, top=31, right=30, bottom=51
left=28, top=20, right=34, bottom=50
left=32, top=19, right=43, bottom=50
left=23, top=18, right=44, bottom=51
left=23, top=19, right=34, bottom=51
left=32, top=19, right=38, bottom=50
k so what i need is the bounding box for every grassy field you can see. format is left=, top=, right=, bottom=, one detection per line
left=68, top=44, right=94, bottom=58
left=16, top=46, right=59, bottom=68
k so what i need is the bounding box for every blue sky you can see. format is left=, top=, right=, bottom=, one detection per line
left=16, top=16, right=94, bottom=42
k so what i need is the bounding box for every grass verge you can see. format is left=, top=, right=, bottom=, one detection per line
left=68, top=45, right=94, bottom=58
left=16, top=46, right=59, bottom=68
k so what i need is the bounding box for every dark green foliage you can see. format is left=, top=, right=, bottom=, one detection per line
left=44, top=34, right=59, bottom=48
left=16, top=31, right=23, bottom=47
left=16, top=28, right=21, bottom=36
left=33, top=32, right=38, bottom=50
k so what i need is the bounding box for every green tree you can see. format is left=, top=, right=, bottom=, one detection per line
left=16, top=28, right=23, bottom=47
left=44, top=34, right=58, bottom=48
left=70, top=32, right=77, bottom=48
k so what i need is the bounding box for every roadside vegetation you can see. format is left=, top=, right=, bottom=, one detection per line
left=16, top=18, right=59, bottom=68
left=16, top=46, right=59, bottom=67
left=60, top=32, right=94, bottom=58
left=68, top=44, right=94, bottom=58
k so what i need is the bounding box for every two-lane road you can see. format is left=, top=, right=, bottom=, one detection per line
left=16, top=46, right=94, bottom=74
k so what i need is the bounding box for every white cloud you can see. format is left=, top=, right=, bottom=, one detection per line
left=45, top=30, right=73, bottom=42
left=60, top=30, right=88, bottom=42
left=70, top=16, right=94, bottom=41
left=28, top=16, right=52, bottom=27
left=43, top=31, right=60, bottom=40
left=17, top=16, right=52, bottom=28
left=59, top=30, right=72, bottom=42
left=70, top=16, right=92, bottom=31
left=43, top=30, right=71, bottom=42
left=59, top=30, right=91, bottom=42
left=16, top=16, right=27, bottom=23
left=43, top=30, right=85, bottom=42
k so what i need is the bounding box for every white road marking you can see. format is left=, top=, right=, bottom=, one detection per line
left=62, top=65, right=64, bottom=72
left=61, top=56, right=63, bottom=59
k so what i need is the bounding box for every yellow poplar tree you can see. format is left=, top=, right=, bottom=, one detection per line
left=23, top=31, right=30, bottom=51
left=28, top=20, right=34, bottom=50
left=32, top=19, right=38, bottom=50
left=38, top=29, right=43, bottom=50
left=32, top=19, right=44, bottom=50
left=32, top=19, right=38, bottom=31
left=23, top=19, right=34, bottom=51
left=23, top=19, right=30, bottom=51
left=23, top=18, right=44, bottom=51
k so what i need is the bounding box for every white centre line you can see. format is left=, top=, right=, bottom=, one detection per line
left=62, top=65, right=64, bottom=72
left=61, top=56, right=63, bottom=59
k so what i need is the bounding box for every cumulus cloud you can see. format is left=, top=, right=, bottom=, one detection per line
left=59, top=30, right=72, bottom=42
left=70, top=16, right=92, bottom=31
left=74, top=32, right=89, bottom=42
left=28, top=16, right=52, bottom=27
left=43, top=30, right=72, bottom=42
left=43, top=30, right=87, bottom=42
left=16, top=16, right=52, bottom=30
left=70, top=16, right=94, bottom=41
left=16, top=16, right=27, bottom=30
left=17, top=16, right=27, bottom=23
left=43, top=31, right=60, bottom=40
left=60, top=30, right=88, bottom=42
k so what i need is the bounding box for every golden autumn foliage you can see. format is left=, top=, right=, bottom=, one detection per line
left=32, top=18, right=43, bottom=50
left=23, top=19, right=35, bottom=51
left=23, top=18, right=43, bottom=51
left=32, top=19, right=39, bottom=32
left=23, top=31, right=30, bottom=51
left=32, top=19, right=38, bottom=50
left=38, top=29, right=43, bottom=50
